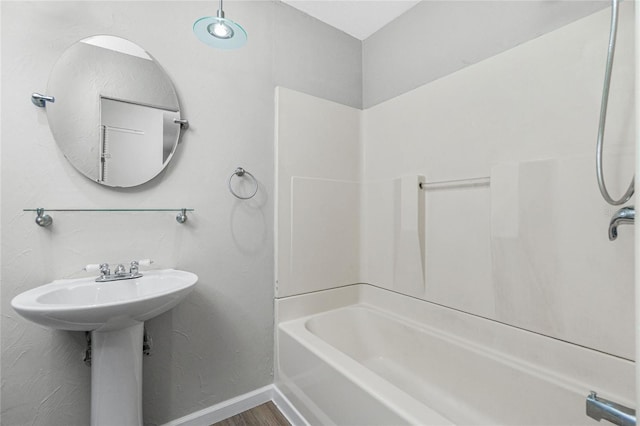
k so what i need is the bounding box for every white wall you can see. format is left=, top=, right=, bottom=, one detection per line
left=0, top=2, right=361, bottom=425
left=363, top=0, right=609, bottom=108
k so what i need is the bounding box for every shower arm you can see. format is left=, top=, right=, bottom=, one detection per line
left=596, top=0, right=634, bottom=206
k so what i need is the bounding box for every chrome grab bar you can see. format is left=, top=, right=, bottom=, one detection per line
left=586, top=392, right=636, bottom=426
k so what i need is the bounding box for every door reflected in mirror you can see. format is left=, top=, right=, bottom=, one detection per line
left=99, top=98, right=180, bottom=187
left=44, top=35, right=186, bottom=187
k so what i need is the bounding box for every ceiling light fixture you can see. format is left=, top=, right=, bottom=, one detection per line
left=193, top=0, right=247, bottom=50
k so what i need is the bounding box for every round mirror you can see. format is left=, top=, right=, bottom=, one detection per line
left=45, top=35, right=185, bottom=187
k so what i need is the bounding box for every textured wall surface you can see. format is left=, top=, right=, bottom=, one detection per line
left=0, top=2, right=360, bottom=425
left=363, top=0, right=609, bottom=108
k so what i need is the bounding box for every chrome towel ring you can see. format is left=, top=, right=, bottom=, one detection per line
left=228, top=167, right=258, bottom=200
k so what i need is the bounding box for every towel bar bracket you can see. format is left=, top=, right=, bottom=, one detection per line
left=31, top=92, right=55, bottom=107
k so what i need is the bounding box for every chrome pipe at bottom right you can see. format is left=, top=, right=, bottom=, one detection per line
left=586, top=392, right=636, bottom=426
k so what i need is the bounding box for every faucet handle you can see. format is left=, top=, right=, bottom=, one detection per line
left=129, top=259, right=153, bottom=274
left=114, top=264, right=127, bottom=276
left=85, top=263, right=101, bottom=273
left=99, top=263, right=110, bottom=277
left=85, top=263, right=110, bottom=276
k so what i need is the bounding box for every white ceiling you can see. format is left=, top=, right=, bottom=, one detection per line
left=281, top=0, right=422, bottom=40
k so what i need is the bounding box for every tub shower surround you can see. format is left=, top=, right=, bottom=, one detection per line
left=275, top=3, right=636, bottom=424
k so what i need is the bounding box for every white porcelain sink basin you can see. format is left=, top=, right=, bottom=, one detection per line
left=11, top=269, right=197, bottom=331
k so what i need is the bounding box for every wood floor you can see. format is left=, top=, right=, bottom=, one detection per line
left=211, top=401, right=291, bottom=426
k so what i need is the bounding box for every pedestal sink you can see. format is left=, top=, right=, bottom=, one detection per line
left=11, top=269, right=198, bottom=426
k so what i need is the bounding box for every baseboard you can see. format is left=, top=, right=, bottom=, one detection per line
left=272, top=385, right=309, bottom=426
left=161, top=384, right=308, bottom=426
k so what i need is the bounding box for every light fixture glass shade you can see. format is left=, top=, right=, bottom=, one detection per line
left=193, top=16, right=247, bottom=50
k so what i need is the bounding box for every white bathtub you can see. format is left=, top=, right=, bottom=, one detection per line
left=276, top=284, right=634, bottom=425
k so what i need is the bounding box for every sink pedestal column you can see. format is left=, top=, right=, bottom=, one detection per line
left=91, top=322, right=144, bottom=426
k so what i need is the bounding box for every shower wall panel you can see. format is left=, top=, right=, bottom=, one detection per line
left=362, top=4, right=635, bottom=359
left=275, top=87, right=362, bottom=298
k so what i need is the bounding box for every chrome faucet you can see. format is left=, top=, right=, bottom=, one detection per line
left=94, top=260, right=146, bottom=282
left=586, top=392, right=636, bottom=426
left=608, top=205, right=634, bottom=241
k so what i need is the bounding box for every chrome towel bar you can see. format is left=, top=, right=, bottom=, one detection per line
left=419, top=176, right=490, bottom=190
